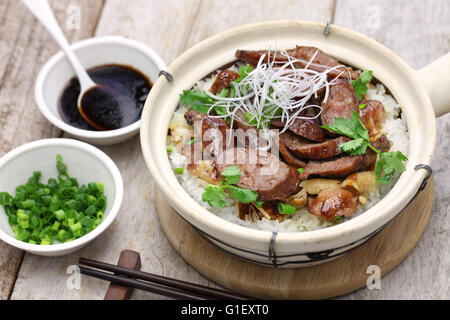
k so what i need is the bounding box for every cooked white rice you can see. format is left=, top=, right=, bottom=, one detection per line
left=167, top=72, right=409, bottom=233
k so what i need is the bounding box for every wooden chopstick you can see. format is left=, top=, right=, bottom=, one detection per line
left=79, top=257, right=253, bottom=300
left=79, top=266, right=209, bottom=300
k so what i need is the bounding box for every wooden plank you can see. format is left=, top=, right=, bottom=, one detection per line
left=0, top=0, right=104, bottom=300
left=333, top=0, right=450, bottom=299
left=185, top=0, right=335, bottom=49
left=9, top=0, right=335, bottom=300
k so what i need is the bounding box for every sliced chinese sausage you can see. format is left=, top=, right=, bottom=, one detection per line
left=235, top=47, right=360, bottom=80
left=359, top=100, right=385, bottom=136
left=321, top=79, right=358, bottom=132
left=361, top=134, right=391, bottom=171
left=233, top=109, right=259, bottom=149
left=282, top=131, right=351, bottom=160
left=307, top=188, right=357, bottom=222
left=184, top=109, right=229, bottom=157
left=271, top=117, right=326, bottom=142
left=299, top=155, right=363, bottom=180
left=293, top=46, right=360, bottom=80
left=210, top=70, right=240, bottom=95
left=235, top=49, right=292, bottom=66
left=215, top=147, right=300, bottom=201
left=277, top=134, right=306, bottom=168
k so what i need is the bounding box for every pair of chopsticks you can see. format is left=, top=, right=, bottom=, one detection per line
left=78, top=257, right=253, bottom=300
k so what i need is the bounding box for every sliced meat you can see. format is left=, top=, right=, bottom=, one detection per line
left=359, top=100, right=385, bottom=137
left=271, top=117, right=326, bottom=142
left=282, top=131, right=351, bottom=160
left=371, top=134, right=391, bottom=152
left=233, top=109, right=259, bottom=149
left=215, top=147, right=300, bottom=201
left=299, top=156, right=363, bottom=180
left=307, top=188, right=357, bottom=222
left=293, top=46, right=360, bottom=80
left=236, top=47, right=359, bottom=79
left=362, top=134, right=391, bottom=171
left=235, top=49, right=292, bottom=66
left=321, top=79, right=358, bottom=131
left=277, top=134, right=306, bottom=168
left=210, top=70, right=240, bottom=95
left=184, top=109, right=229, bottom=157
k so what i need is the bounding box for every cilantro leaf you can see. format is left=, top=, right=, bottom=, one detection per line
left=226, top=185, right=258, bottom=204
left=352, top=70, right=373, bottom=100
left=221, top=165, right=241, bottom=185
left=321, top=110, right=408, bottom=184
left=278, top=202, right=297, bottom=215
left=234, top=64, right=253, bottom=83
left=202, top=185, right=227, bottom=208
left=339, top=138, right=369, bottom=156
left=375, top=151, right=408, bottom=184
left=321, top=111, right=369, bottom=141
left=179, top=90, right=214, bottom=114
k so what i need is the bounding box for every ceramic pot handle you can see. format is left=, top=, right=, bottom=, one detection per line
left=417, top=52, right=450, bottom=117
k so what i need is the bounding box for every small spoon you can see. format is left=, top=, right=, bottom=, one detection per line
left=23, top=0, right=130, bottom=130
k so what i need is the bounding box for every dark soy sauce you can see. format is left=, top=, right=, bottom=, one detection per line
left=58, top=64, right=152, bottom=131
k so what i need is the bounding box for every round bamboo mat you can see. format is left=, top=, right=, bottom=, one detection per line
left=154, top=178, right=434, bottom=299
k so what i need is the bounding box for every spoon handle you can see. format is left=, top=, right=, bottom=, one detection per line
left=22, top=0, right=96, bottom=91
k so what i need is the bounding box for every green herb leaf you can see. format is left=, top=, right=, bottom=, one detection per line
left=226, top=185, right=258, bottom=204
left=375, top=151, right=408, bottom=184
left=339, top=138, right=369, bottom=156
left=179, top=89, right=214, bottom=114
left=278, top=202, right=297, bottom=215
left=221, top=165, right=241, bottom=185
left=359, top=103, right=367, bottom=110
left=352, top=70, right=373, bottom=100
left=297, top=168, right=305, bottom=174
left=235, top=64, right=253, bottom=83
left=321, top=111, right=408, bottom=183
left=321, top=111, right=369, bottom=142
left=202, top=185, right=227, bottom=208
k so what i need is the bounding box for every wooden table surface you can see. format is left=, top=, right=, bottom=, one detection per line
left=0, top=0, right=448, bottom=300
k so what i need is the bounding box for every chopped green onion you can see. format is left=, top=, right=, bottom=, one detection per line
left=166, top=146, right=174, bottom=153
left=174, top=167, right=185, bottom=175
left=332, top=216, right=344, bottom=225
left=278, top=202, right=297, bottom=215
left=297, top=168, right=305, bottom=174
left=359, top=103, right=367, bottom=110
left=185, top=137, right=200, bottom=145
left=0, top=155, right=107, bottom=245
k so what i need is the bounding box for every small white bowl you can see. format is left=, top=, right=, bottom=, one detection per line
left=0, top=139, right=123, bottom=256
left=35, top=36, right=166, bottom=146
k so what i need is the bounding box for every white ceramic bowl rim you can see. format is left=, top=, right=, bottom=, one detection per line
left=0, top=139, right=123, bottom=253
left=35, top=36, right=167, bottom=139
left=141, top=21, right=435, bottom=248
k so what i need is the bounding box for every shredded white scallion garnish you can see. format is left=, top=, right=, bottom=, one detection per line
left=205, top=50, right=348, bottom=149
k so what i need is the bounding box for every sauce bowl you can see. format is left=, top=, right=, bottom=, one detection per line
left=0, top=139, right=123, bottom=256
left=35, top=36, right=166, bottom=146
left=141, top=21, right=450, bottom=267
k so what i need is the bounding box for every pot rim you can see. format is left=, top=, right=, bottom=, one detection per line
left=141, top=20, right=435, bottom=248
